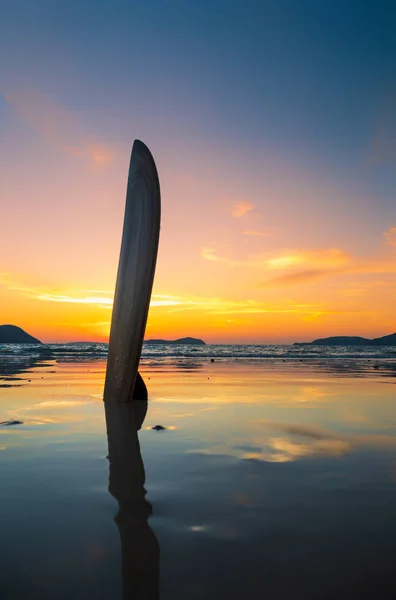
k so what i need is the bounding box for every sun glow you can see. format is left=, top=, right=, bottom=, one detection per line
left=1, top=89, right=396, bottom=344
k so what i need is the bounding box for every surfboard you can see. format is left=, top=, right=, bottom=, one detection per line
left=104, top=140, right=161, bottom=403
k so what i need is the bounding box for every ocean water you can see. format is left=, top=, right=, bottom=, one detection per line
left=2, top=342, right=396, bottom=383
left=1, top=344, right=396, bottom=599
left=2, top=340, right=396, bottom=362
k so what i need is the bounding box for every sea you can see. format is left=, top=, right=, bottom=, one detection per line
left=2, top=340, right=396, bottom=362
left=1, top=342, right=396, bottom=599
left=2, top=341, right=396, bottom=380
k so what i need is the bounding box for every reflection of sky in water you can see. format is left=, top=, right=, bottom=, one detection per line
left=1, top=360, right=396, bottom=599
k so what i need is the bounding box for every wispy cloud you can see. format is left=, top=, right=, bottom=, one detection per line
left=4, top=89, right=115, bottom=168
left=243, top=230, right=271, bottom=237
left=266, top=269, right=341, bottom=285
left=32, top=290, right=197, bottom=309
left=202, top=228, right=396, bottom=288
left=384, top=227, right=396, bottom=248
left=152, top=294, right=341, bottom=319
left=201, top=247, right=236, bottom=265
left=265, top=248, right=351, bottom=270
left=201, top=246, right=353, bottom=277
left=263, top=248, right=353, bottom=285
left=36, top=292, right=113, bottom=308
left=79, top=321, right=111, bottom=328
left=264, top=237, right=396, bottom=286
left=150, top=294, right=190, bottom=307
left=0, top=273, right=339, bottom=319
left=201, top=247, right=225, bottom=263
left=232, top=202, right=255, bottom=217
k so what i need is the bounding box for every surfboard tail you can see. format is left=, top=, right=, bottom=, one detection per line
left=104, top=140, right=161, bottom=403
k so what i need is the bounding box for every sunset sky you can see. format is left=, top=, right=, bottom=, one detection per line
left=1, top=0, right=395, bottom=343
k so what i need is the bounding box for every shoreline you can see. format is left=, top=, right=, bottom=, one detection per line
left=1, top=354, right=396, bottom=389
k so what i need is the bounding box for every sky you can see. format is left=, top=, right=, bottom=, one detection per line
left=1, top=0, right=396, bottom=343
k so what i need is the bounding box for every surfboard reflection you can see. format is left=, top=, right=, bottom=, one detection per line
left=104, top=398, right=159, bottom=599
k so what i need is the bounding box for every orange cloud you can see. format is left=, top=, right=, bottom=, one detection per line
left=266, top=248, right=351, bottom=270
left=243, top=230, right=271, bottom=237
left=201, top=246, right=353, bottom=276
left=202, top=228, right=396, bottom=290
left=232, top=201, right=255, bottom=217
left=262, top=248, right=353, bottom=285
left=66, top=143, right=114, bottom=167
left=266, top=269, right=339, bottom=285
left=263, top=242, right=396, bottom=286
left=4, top=89, right=115, bottom=167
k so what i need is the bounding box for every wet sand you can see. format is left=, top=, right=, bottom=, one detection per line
left=1, top=358, right=396, bottom=599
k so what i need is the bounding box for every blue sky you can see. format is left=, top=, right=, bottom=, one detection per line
left=2, top=0, right=395, bottom=192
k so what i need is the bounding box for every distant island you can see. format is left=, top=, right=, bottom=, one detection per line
left=0, top=325, right=42, bottom=344
left=144, top=337, right=206, bottom=345
left=294, top=333, right=396, bottom=346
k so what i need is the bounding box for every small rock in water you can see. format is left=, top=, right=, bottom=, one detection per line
left=210, top=359, right=215, bottom=363
left=152, top=425, right=166, bottom=431
left=0, top=420, right=23, bottom=426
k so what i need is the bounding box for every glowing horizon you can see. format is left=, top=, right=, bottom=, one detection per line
left=2, top=220, right=396, bottom=344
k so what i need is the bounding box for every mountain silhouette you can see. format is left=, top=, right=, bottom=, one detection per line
left=0, top=325, right=42, bottom=344
left=145, top=337, right=206, bottom=345
left=295, top=333, right=396, bottom=346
